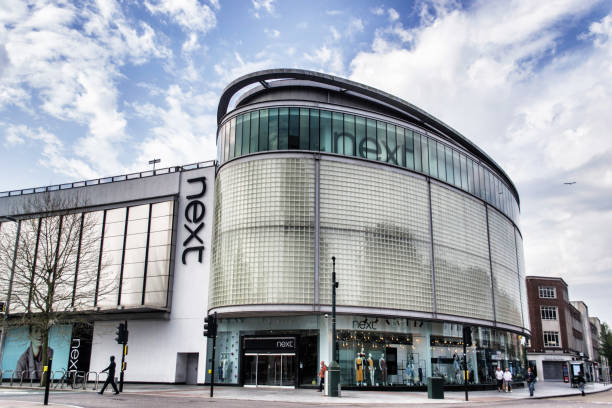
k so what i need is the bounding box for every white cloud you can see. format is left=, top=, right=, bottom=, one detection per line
left=388, top=8, right=399, bottom=22
left=264, top=28, right=280, bottom=38
left=349, top=2, right=612, bottom=321
left=144, top=0, right=216, bottom=33
left=371, top=7, right=384, bottom=16
left=0, top=1, right=174, bottom=178
left=330, top=26, right=341, bottom=41
left=131, top=85, right=218, bottom=169
left=347, top=18, right=365, bottom=37
left=182, top=32, right=200, bottom=53
left=326, top=10, right=343, bottom=16
left=304, top=45, right=344, bottom=74
left=252, top=0, right=275, bottom=18
left=2, top=124, right=96, bottom=179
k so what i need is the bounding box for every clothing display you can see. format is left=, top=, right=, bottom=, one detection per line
left=379, top=356, right=387, bottom=384
left=367, top=355, right=375, bottom=385
left=355, top=356, right=364, bottom=383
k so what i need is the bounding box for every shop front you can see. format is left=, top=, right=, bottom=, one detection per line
left=206, top=314, right=528, bottom=390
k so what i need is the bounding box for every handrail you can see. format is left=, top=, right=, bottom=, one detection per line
left=0, top=160, right=215, bottom=198
left=4, top=370, right=14, bottom=386
left=85, top=371, right=99, bottom=390
left=96, top=371, right=108, bottom=391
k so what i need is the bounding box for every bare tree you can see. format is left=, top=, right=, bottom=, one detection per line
left=0, top=192, right=113, bottom=384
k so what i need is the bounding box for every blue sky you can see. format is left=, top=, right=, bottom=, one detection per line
left=2, top=0, right=612, bottom=325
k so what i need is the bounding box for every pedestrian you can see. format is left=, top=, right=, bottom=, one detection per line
left=503, top=367, right=512, bottom=392
left=576, top=371, right=586, bottom=396
left=98, top=356, right=119, bottom=395
left=526, top=367, right=536, bottom=397
left=318, top=361, right=327, bottom=392
left=495, top=366, right=503, bottom=392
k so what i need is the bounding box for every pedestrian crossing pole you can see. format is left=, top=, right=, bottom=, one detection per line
left=120, top=320, right=128, bottom=392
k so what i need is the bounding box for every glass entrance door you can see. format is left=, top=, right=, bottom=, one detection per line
left=243, top=353, right=296, bottom=386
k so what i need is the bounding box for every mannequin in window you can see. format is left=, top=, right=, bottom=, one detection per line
left=379, top=354, right=387, bottom=386
left=355, top=353, right=364, bottom=385
left=367, top=353, right=375, bottom=386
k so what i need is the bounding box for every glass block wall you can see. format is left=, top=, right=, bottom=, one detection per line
left=210, top=158, right=316, bottom=308
left=211, top=156, right=526, bottom=329
left=318, top=161, right=433, bottom=312
left=488, top=208, right=522, bottom=327
left=430, top=184, right=493, bottom=321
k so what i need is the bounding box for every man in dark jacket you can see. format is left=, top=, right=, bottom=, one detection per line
left=526, top=367, right=536, bottom=397
left=98, top=356, right=119, bottom=395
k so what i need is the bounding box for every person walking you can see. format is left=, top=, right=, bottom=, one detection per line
left=495, top=366, right=504, bottom=392
left=526, top=367, right=536, bottom=397
left=318, top=361, right=328, bottom=392
left=576, top=371, right=586, bottom=396
left=98, top=356, right=119, bottom=395
left=503, top=367, right=513, bottom=392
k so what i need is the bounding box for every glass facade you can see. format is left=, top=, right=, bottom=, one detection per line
left=217, top=107, right=520, bottom=227
left=211, top=158, right=527, bottom=330
left=0, top=200, right=175, bottom=312
left=206, top=314, right=527, bottom=387
left=210, top=159, right=316, bottom=308
left=318, top=161, right=433, bottom=311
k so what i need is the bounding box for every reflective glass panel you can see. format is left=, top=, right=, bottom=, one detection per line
left=405, top=130, right=414, bottom=169
left=437, top=142, right=446, bottom=182
left=376, top=121, right=386, bottom=162
left=366, top=118, right=377, bottom=160
left=250, top=111, right=259, bottom=153
left=343, top=114, right=356, bottom=156
left=428, top=137, right=438, bottom=178
left=288, top=107, right=299, bottom=149
left=396, top=127, right=405, bottom=167
left=421, top=134, right=429, bottom=175
left=320, top=110, right=332, bottom=152
left=355, top=116, right=366, bottom=160
left=242, top=113, right=251, bottom=154
left=279, top=108, right=289, bottom=150
left=299, top=108, right=309, bottom=150
left=229, top=117, right=236, bottom=159
left=235, top=115, right=243, bottom=156
left=387, top=125, right=397, bottom=165
left=309, top=109, right=319, bottom=151
left=259, top=109, right=269, bottom=151
left=460, top=154, right=468, bottom=190
left=414, top=132, right=422, bottom=172
left=268, top=108, right=278, bottom=150
left=453, top=150, right=461, bottom=187
left=332, top=111, right=344, bottom=154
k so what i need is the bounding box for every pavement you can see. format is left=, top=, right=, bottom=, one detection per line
left=0, top=381, right=610, bottom=407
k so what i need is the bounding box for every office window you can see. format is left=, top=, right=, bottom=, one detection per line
left=541, top=306, right=558, bottom=320
left=543, top=331, right=560, bottom=347
left=539, top=286, right=556, bottom=299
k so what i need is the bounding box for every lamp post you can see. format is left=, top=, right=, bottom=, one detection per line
left=327, top=256, right=340, bottom=397
left=148, top=158, right=161, bottom=172
left=0, top=215, right=20, bottom=366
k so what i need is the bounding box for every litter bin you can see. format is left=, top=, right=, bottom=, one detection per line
left=427, top=377, right=444, bottom=399
left=327, top=361, right=340, bottom=397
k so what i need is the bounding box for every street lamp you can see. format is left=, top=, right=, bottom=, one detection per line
left=0, top=215, right=20, bottom=366
left=327, top=256, right=340, bottom=397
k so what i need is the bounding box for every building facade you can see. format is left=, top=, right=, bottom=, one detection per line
left=2, top=69, right=530, bottom=388
left=210, top=69, right=529, bottom=388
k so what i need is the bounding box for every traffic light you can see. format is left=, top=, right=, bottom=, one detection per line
left=115, top=323, right=128, bottom=344
left=203, top=313, right=217, bottom=338
left=462, top=325, right=472, bottom=346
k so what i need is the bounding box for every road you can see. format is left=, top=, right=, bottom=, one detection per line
left=0, top=388, right=611, bottom=407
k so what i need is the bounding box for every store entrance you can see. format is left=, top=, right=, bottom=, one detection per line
left=244, top=354, right=296, bottom=386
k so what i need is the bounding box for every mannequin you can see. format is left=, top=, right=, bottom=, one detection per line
left=220, top=355, right=228, bottom=382
left=379, top=354, right=387, bottom=386
left=367, top=353, right=375, bottom=386
left=355, top=353, right=364, bottom=385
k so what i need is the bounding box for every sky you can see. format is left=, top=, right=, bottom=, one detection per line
left=1, top=1, right=612, bottom=326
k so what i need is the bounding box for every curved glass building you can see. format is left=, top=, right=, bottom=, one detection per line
left=210, top=69, right=529, bottom=388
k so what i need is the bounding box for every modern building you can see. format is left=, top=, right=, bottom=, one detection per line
left=1, top=69, right=530, bottom=389
left=571, top=301, right=595, bottom=381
